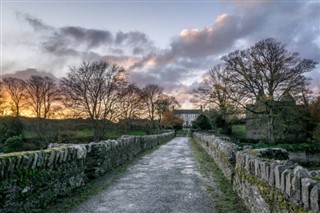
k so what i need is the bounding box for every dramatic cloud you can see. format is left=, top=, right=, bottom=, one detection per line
left=1, top=68, right=59, bottom=81
left=60, top=26, right=113, bottom=49
left=3, top=2, right=319, bottom=108
left=18, top=13, right=156, bottom=67
left=17, top=12, right=53, bottom=31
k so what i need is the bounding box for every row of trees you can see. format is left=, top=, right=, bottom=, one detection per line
left=0, top=61, right=180, bottom=140
left=192, top=38, right=319, bottom=143
left=0, top=76, right=60, bottom=118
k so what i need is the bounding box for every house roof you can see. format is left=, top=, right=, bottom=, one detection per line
left=174, top=109, right=202, bottom=115
left=280, top=91, right=295, bottom=102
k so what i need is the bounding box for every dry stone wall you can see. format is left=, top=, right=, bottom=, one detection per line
left=193, top=132, right=238, bottom=181
left=289, top=151, right=320, bottom=164
left=193, top=132, right=320, bottom=213
left=0, top=132, right=174, bottom=212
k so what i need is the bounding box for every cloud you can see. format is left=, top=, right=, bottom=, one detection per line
left=142, top=1, right=320, bottom=70
left=1, top=68, right=60, bottom=81
left=6, top=3, right=320, bottom=107
left=116, top=31, right=149, bottom=45
left=17, top=12, right=53, bottom=31
left=41, top=26, right=113, bottom=55
left=20, top=13, right=155, bottom=60
left=171, top=13, right=242, bottom=58
left=60, top=26, right=113, bottom=49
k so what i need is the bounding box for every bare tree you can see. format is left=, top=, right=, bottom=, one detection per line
left=191, top=64, right=238, bottom=115
left=61, top=61, right=126, bottom=140
left=117, top=83, right=144, bottom=132
left=25, top=75, right=60, bottom=118
left=142, top=84, right=164, bottom=128
left=2, top=77, right=26, bottom=116
left=0, top=81, right=6, bottom=116
left=222, top=38, right=317, bottom=143
left=42, top=77, right=61, bottom=119
left=155, top=94, right=180, bottom=122
left=191, top=64, right=241, bottom=132
left=118, top=84, right=144, bottom=119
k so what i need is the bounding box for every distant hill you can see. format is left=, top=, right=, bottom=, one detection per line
left=1, top=68, right=60, bottom=82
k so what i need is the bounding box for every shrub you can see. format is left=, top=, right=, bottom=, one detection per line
left=4, top=136, right=24, bottom=153
left=193, top=114, right=212, bottom=130
left=313, top=123, right=320, bottom=141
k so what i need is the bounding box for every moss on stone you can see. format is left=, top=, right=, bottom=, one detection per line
left=236, top=166, right=310, bottom=213
left=311, top=176, right=320, bottom=183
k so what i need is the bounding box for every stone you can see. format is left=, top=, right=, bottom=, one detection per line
left=310, top=184, right=320, bottom=213
left=260, top=161, right=271, bottom=182
left=24, top=154, right=34, bottom=169
left=15, top=155, right=23, bottom=168
left=245, top=155, right=251, bottom=172
left=7, top=158, right=15, bottom=177
left=268, top=163, right=276, bottom=186
left=301, top=178, right=317, bottom=210
left=281, top=169, right=290, bottom=193
left=309, top=170, right=320, bottom=178
left=36, top=151, right=44, bottom=167
left=31, top=153, right=38, bottom=169
left=74, top=145, right=87, bottom=159
left=292, top=166, right=309, bottom=203
left=274, top=165, right=286, bottom=189
left=22, top=186, right=31, bottom=194
left=285, top=171, right=293, bottom=197
left=63, top=148, right=68, bottom=162
left=255, top=159, right=261, bottom=176
left=47, top=151, right=56, bottom=167
left=0, top=160, right=5, bottom=179
left=249, top=158, right=255, bottom=174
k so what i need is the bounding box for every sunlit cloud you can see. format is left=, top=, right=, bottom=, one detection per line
left=2, top=1, right=319, bottom=108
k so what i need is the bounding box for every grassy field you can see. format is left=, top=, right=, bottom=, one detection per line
left=0, top=116, right=150, bottom=153
left=230, top=124, right=320, bottom=151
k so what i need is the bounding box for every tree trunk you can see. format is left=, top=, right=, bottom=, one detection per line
left=267, top=107, right=275, bottom=143
left=16, top=104, right=19, bottom=117
left=92, top=119, right=99, bottom=142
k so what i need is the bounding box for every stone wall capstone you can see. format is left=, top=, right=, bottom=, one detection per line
left=0, top=132, right=174, bottom=212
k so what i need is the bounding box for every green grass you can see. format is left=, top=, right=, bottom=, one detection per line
left=190, top=138, right=248, bottom=213
left=176, top=129, right=189, bottom=137
left=231, top=125, right=246, bottom=139
left=22, top=130, right=38, bottom=139
left=74, top=129, right=92, bottom=137
left=105, top=130, right=146, bottom=139
left=127, top=130, right=146, bottom=136
left=22, top=129, right=146, bottom=140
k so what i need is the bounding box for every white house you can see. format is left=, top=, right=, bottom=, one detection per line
left=174, top=109, right=202, bottom=127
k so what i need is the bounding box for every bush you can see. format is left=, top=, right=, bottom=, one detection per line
left=193, top=114, right=212, bottom=130
left=313, top=123, right=320, bottom=141
left=0, top=117, right=24, bottom=143
left=5, top=118, right=23, bottom=137
left=4, top=136, right=24, bottom=153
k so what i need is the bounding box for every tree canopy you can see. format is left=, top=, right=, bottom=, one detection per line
left=221, top=38, right=317, bottom=143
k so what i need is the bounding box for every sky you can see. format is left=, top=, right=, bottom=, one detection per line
left=1, top=0, right=320, bottom=108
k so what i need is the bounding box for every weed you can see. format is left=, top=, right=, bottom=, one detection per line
left=190, top=138, right=248, bottom=213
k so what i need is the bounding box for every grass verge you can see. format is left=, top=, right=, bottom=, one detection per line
left=45, top=140, right=170, bottom=213
left=231, top=124, right=246, bottom=139
left=189, top=138, right=248, bottom=213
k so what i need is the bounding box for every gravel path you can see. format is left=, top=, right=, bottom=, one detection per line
left=69, top=137, right=215, bottom=213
